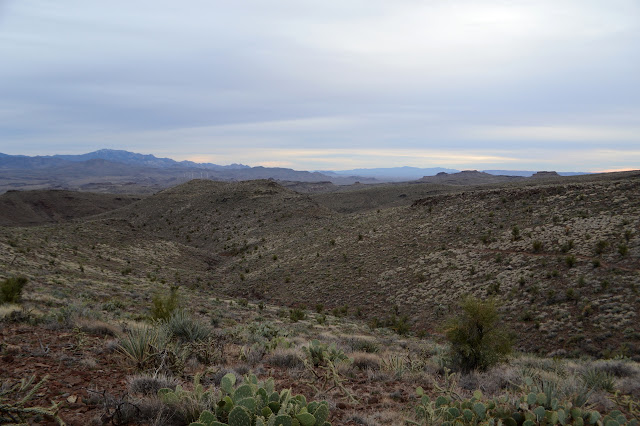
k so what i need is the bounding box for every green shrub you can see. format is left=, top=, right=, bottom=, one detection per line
left=565, top=255, right=576, bottom=268
left=532, top=240, right=543, bottom=253
left=0, top=276, right=27, bottom=304
left=151, top=285, right=180, bottom=320
left=581, top=368, right=616, bottom=393
left=289, top=308, right=306, bottom=322
left=511, top=225, right=521, bottom=241
left=390, top=314, right=411, bottom=336
left=595, top=240, right=608, bottom=255
left=117, top=326, right=165, bottom=370
left=443, top=296, right=513, bottom=372
left=163, top=310, right=211, bottom=343
left=618, top=243, right=629, bottom=256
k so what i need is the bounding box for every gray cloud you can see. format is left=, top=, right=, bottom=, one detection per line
left=0, top=0, right=638, bottom=171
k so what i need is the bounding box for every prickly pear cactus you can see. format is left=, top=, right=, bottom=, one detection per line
left=172, top=373, right=332, bottom=426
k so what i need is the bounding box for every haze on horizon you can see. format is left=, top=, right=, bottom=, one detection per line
left=1, top=1, right=639, bottom=173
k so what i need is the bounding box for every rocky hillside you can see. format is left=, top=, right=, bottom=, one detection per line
left=0, top=190, right=142, bottom=226
left=1, top=172, right=638, bottom=358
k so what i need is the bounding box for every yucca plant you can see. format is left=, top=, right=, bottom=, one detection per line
left=163, top=310, right=211, bottom=343
left=581, top=368, right=616, bottom=393
left=117, top=326, right=164, bottom=370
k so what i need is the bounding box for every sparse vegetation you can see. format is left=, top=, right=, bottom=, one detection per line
left=0, top=276, right=27, bottom=304
left=1, top=172, right=639, bottom=424
left=444, top=297, right=513, bottom=372
left=151, top=285, right=180, bottom=320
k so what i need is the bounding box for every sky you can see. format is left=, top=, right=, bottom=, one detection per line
left=1, top=1, right=639, bottom=172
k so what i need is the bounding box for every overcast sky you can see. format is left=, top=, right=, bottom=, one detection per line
left=1, top=1, right=639, bottom=171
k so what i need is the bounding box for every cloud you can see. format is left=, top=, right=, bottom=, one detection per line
left=465, top=125, right=640, bottom=143
left=0, top=1, right=639, bottom=171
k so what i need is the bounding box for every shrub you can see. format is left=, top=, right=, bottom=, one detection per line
left=565, top=255, right=576, bottom=268
left=128, top=373, right=179, bottom=396
left=344, top=337, right=380, bottom=354
left=560, top=239, right=574, bottom=253
left=532, top=240, right=543, bottom=253
left=163, top=310, right=210, bottom=343
left=351, top=353, right=381, bottom=371
left=117, top=326, right=165, bottom=370
left=289, top=307, right=306, bottom=322
left=443, top=296, right=513, bottom=372
left=151, top=285, right=180, bottom=320
left=511, top=226, right=521, bottom=241
left=582, top=368, right=616, bottom=393
left=0, top=276, right=27, bottom=304
left=595, top=240, right=608, bottom=255
left=618, top=244, right=629, bottom=256
left=265, top=348, right=305, bottom=369
left=390, top=314, right=411, bottom=335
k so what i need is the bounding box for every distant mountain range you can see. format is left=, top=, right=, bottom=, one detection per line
left=320, top=166, right=588, bottom=181
left=1, top=149, right=249, bottom=170
left=52, top=149, right=250, bottom=170
left=0, top=149, right=591, bottom=193
left=318, top=166, right=460, bottom=181
left=0, top=150, right=375, bottom=193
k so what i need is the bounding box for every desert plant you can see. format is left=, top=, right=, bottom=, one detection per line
left=159, top=373, right=332, bottom=426
left=0, top=375, right=64, bottom=425
left=302, top=340, right=349, bottom=368
left=443, top=296, right=513, bottom=372
left=289, top=307, right=306, bottom=322
left=618, top=243, right=629, bottom=256
left=582, top=368, right=616, bottom=393
left=565, top=255, right=577, bottom=268
left=163, top=310, right=211, bottom=343
left=512, top=225, right=521, bottom=241
left=151, top=285, right=180, bottom=320
left=410, top=385, right=633, bottom=426
left=117, top=326, right=163, bottom=370
left=595, top=240, right=608, bottom=255
left=0, top=276, right=27, bottom=304
left=532, top=240, right=543, bottom=253
left=157, top=373, right=218, bottom=423
left=128, top=373, right=179, bottom=396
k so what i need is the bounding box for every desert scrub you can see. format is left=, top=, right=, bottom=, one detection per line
left=151, top=285, right=180, bottom=320
left=117, top=325, right=166, bottom=370
left=0, top=276, right=27, bottom=304
left=289, top=307, right=306, bottom=322
left=162, top=310, right=210, bottom=343
left=532, top=240, right=543, bottom=253
left=444, top=296, right=513, bottom=372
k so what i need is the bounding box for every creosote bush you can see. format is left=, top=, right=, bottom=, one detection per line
left=0, top=276, right=27, bottom=304
left=444, top=296, right=513, bottom=372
